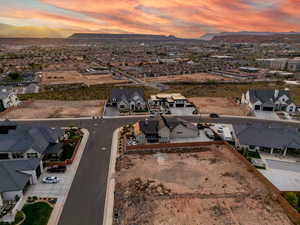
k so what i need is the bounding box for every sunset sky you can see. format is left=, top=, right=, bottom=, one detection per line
left=0, top=0, right=300, bottom=38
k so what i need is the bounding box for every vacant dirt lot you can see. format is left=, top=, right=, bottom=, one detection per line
left=0, top=100, right=104, bottom=119
left=114, top=145, right=292, bottom=225
left=189, top=97, right=249, bottom=116
left=41, top=71, right=129, bottom=86
left=145, top=73, right=234, bottom=83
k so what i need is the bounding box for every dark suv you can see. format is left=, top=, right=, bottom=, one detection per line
left=47, top=165, right=67, bottom=173
left=209, top=113, right=220, bottom=118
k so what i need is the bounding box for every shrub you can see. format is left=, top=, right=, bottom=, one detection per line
left=284, top=192, right=299, bottom=209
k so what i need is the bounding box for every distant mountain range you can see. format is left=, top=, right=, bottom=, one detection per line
left=69, top=33, right=178, bottom=40
left=200, top=31, right=300, bottom=41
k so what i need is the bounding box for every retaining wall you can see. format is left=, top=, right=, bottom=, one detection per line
left=125, top=141, right=224, bottom=154
left=223, top=141, right=300, bottom=224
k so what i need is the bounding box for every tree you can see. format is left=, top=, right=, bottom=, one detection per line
left=8, top=72, right=21, bottom=80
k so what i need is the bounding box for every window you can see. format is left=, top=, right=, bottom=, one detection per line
left=12, top=153, right=24, bottom=159
left=27, top=153, right=38, bottom=158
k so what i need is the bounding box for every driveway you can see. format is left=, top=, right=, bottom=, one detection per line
left=170, top=107, right=196, bottom=116
left=266, top=159, right=300, bottom=173
left=26, top=170, right=74, bottom=199
left=103, top=106, right=121, bottom=117
left=254, top=110, right=280, bottom=120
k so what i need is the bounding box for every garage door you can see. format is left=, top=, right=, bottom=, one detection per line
left=176, top=104, right=185, bottom=108
left=254, top=105, right=261, bottom=110
left=263, top=107, right=274, bottom=111
left=0, top=153, right=9, bottom=159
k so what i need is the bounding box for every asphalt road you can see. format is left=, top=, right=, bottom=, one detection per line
left=18, top=116, right=300, bottom=225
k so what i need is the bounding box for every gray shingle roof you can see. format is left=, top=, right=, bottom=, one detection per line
left=249, top=89, right=292, bottom=104
left=110, top=88, right=145, bottom=103
left=234, top=123, right=300, bottom=149
left=0, top=159, right=40, bottom=192
left=0, top=124, right=64, bottom=154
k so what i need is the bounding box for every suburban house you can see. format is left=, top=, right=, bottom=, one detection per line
left=134, top=116, right=199, bottom=144
left=241, top=89, right=296, bottom=112
left=0, top=89, right=20, bottom=112
left=0, top=158, right=42, bottom=222
left=0, top=120, right=64, bottom=160
left=233, top=123, right=300, bottom=156
left=108, top=88, right=146, bottom=112
left=149, top=93, right=189, bottom=108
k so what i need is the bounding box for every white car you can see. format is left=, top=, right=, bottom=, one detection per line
left=42, top=176, right=60, bottom=184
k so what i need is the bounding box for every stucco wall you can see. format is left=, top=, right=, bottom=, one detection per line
left=2, top=190, right=23, bottom=201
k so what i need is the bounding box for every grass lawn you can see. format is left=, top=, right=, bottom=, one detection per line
left=21, top=202, right=53, bottom=225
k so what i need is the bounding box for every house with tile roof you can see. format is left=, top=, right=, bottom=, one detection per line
left=241, top=89, right=296, bottom=112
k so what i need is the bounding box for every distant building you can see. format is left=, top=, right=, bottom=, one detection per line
left=287, top=59, right=300, bottom=72
left=256, top=58, right=300, bottom=72
left=239, top=67, right=259, bottom=73
left=0, top=89, right=20, bottom=112
left=241, top=89, right=296, bottom=112
left=108, top=88, right=146, bottom=112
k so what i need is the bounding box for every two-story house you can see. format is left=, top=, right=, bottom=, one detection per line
left=109, top=88, right=146, bottom=112
left=134, top=116, right=198, bottom=144
left=241, top=89, right=296, bottom=112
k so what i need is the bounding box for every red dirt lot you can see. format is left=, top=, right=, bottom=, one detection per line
left=189, top=97, right=249, bottom=116
left=114, top=144, right=293, bottom=225
left=0, top=100, right=104, bottom=119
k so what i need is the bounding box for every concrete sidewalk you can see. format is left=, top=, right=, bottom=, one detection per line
left=102, top=128, right=120, bottom=225
left=47, top=128, right=90, bottom=225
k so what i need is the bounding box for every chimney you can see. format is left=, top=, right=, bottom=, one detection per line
left=274, top=89, right=279, bottom=98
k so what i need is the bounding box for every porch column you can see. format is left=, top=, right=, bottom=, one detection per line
left=283, top=148, right=287, bottom=156
left=270, top=148, right=274, bottom=154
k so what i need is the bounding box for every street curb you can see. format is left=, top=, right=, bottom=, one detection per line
left=103, top=128, right=120, bottom=225
left=47, top=128, right=90, bottom=225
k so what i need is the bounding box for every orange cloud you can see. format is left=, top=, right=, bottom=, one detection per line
left=2, top=0, right=300, bottom=37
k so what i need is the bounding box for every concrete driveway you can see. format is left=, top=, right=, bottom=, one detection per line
left=254, top=110, right=280, bottom=120
left=170, top=107, right=196, bottom=116
left=26, top=170, right=73, bottom=198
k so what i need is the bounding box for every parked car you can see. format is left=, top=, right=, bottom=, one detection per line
left=47, top=165, right=67, bottom=173
left=42, top=176, right=60, bottom=184
left=210, top=113, right=220, bottom=118
left=204, top=128, right=215, bottom=139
